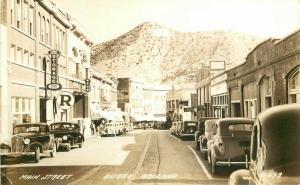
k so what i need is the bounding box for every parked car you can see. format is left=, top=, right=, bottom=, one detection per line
left=179, top=121, right=198, bottom=139
left=0, top=123, right=57, bottom=163
left=199, top=119, right=218, bottom=158
left=207, top=118, right=254, bottom=174
left=101, top=121, right=117, bottom=136
left=229, top=104, right=300, bottom=185
left=50, top=122, right=83, bottom=151
left=170, top=122, right=177, bottom=135
left=195, top=117, right=217, bottom=150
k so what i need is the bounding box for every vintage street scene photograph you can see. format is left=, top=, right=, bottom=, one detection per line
left=0, top=0, right=300, bottom=184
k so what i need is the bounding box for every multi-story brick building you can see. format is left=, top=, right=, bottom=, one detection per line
left=166, top=88, right=197, bottom=122
left=0, top=0, right=94, bottom=142
left=227, top=33, right=300, bottom=118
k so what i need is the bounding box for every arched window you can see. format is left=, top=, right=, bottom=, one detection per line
left=41, top=16, right=45, bottom=42
left=287, top=66, right=300, bottom=103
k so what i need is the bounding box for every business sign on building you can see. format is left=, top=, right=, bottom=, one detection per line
left=47, top=50, right=61, bottom=91
left=184, top=107, right=196, bottom=112
left=85, top=79, right=91, bottom=92
left=56, top=91, right=75, bottom=110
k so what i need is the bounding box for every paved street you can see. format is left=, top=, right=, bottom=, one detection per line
left=1, top=130, right=234, bottom=185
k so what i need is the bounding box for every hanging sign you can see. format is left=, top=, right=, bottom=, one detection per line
left=47, top=50, right=61, bottom=91
left=56, top=91, right=75, bottom=110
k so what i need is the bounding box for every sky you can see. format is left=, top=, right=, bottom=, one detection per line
left=52, top=0, right=300, bottom=44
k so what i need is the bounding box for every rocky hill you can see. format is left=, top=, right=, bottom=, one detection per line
left=91, top=22, right=262, bottom=85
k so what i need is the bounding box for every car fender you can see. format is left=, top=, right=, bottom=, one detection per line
left=211, top=143, right=222, bottom=159
left=28, top=142, right=43, bottom=153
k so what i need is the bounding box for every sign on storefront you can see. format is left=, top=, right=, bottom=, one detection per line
left=47, top=50, right=61, bottom=91
left=183, top=107, right=196, bottom=112
left=85, top=79, right=91, bottom=92
left=56, top=91, right=75, bottom=110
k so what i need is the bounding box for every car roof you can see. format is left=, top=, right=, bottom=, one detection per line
left=51, top=122, right=77, bottom=125
left=257, top=104, right=300, bottom=126
left=216, top=118, right=255, bottom=125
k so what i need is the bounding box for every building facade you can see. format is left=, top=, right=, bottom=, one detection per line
left=227, top=35, right=300, bottom=118
left=210, top=72, right=228, bottom=118
left=143, top=85, right=169, bottom=121
left=117, top=78, right=144, bottom=122
left=0, top=0, right=94, bottom=142
left=166, top=88, right=197, bottom=122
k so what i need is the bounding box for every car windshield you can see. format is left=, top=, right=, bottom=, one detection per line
left=13, top=125, right=40, bottom=134
left=184, top=122, right=197, bottom=128
left=51, top=123, right=73, bottom=130
left=228, top=124, right=253, bottom=132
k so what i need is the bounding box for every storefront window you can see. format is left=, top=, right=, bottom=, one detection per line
left=11, top=97, right=34, bottom=124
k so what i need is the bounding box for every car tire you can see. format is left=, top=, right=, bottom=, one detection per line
left=211, top=155, right=217, bottom=174
left=66, top=145, right=71, bottom=152
left=34, top=147, right=40, bottom=163
left=50, top=143, right=56, bottom=158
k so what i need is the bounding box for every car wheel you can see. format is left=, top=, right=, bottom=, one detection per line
left=50, top=143, right=56, bottom=158
left=211, top=155, right=217, bottom=174
left=66, top=145, right=71, bottom=152
left=34, top=147, right=40, bottom=163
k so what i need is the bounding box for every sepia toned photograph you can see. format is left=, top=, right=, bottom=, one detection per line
left=0, top=0, right=300, bottom=184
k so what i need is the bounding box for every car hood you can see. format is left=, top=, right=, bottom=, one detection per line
left=258, top=163, right=300, bottom=185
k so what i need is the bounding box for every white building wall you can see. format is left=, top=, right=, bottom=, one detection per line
left=0, top=24, right=9, bottom=142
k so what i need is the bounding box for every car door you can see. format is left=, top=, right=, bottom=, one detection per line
left=39, top=125, right=51, bottom=151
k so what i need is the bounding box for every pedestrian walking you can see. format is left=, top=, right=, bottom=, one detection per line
left=90, top=122, right=95, bottom=135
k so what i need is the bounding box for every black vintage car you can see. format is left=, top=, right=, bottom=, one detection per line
left=50, top=122, right=84, bottom=151
left=0, top=123, right=57, bottom=163
left=229, top=104, right=300, bottom=185
left=194, top=117, right=217, bottom=150
left=179, top=121, right=198, bottom=140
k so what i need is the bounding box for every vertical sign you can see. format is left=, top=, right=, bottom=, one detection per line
left=47, top=50, right=62, bottom=91
left=85, top=68, right=91, bottom=92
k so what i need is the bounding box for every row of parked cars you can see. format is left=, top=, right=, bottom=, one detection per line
left=0, top=122, right=84, bottom=163
left=170, top=120, right=198, bottom=139
left=184, top=104, right=300, bottom=185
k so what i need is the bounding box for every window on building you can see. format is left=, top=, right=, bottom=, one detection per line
left=23, top=1, right=28, bottom=33
left=23, top=50, right=28, bottom=66
left=11, top=97, right=34, bottom=125
left=45, top=19, right=49, bottom=45
left=41, top=16, right=45, bottom=42
left=38, top=13, right=41, bottom=40
left=16, top=47, right=22, bottom=64
left=56, top=27, right=59, bottom=50
left=10, top=0, right=15, bottom=25
left=16, top=0, right=21, bottom=28
left=29, top=53, right=34, bottom=67
left=10, top=45, right=15, bottom=62
left=29, top=5, right=33, bottom=36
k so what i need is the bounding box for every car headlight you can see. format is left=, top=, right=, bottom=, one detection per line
left=24, top=138, right=30, bottom=145
left=62, top=135, right=68, bottom=140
